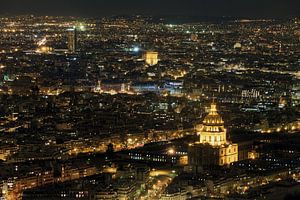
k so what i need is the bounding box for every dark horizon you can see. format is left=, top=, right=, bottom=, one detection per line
left=0, top=0, right=300, bottom=19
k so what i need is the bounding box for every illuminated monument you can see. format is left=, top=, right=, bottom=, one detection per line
left=143, top=51, right=159, bottom=66
left=188, top=102, right=238, bottom=168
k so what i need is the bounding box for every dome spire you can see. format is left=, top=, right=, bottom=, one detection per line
left=209, top=101, right=218, bottom=115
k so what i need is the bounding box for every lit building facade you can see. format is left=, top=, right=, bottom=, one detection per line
left=188, top=102, right=238, bottom=167
left=143, top=51, right=159, bottom=66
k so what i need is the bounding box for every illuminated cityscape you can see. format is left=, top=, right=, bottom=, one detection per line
left=0, top=1, right=300, bottom=200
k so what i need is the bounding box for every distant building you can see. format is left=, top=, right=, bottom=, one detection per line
left=242, top=89, right=260, bottom=99
left=234, top=42, right=242, bottom=49
left=190, top=34, right=198, bottom=42
left=279, top=95, right=289, bottom=108
left=95, top=180, right=138, bottom=200
left=164, top=81, right=184, bottom=96
left=161, top=188, right=187, bottom=200
left=143, top=51, right=159, bottom=66
left=98, top=80, right=131, bottom=93
left=188, top=102, right=238, bottom=169
left=131, top=81, right=160, bottom=93
left=67, top=28, right=77, bottom=53
left=291, top=84, right=300, bottom=106
left=36, top=46, right=53, bottom=54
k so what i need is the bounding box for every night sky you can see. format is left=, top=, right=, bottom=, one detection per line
left=0, top=0, right=299, bottom=18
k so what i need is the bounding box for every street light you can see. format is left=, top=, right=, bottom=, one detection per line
left=168, top=148, right=175, bottom=155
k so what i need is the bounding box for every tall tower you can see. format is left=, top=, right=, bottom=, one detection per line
left=67, top=28, right=77, bottom=53
left=188, top=102, right=238, bottom=168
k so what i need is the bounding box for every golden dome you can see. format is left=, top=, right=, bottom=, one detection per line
left=197, top=101, right=228, bottom=146
left=202, top=102, right=224, bottom=126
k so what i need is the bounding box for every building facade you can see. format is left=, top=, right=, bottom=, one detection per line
left=143, top=51, right=159, bottom=66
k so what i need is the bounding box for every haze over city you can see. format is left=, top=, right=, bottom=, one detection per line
left=1, top=0, right=300, bottom=18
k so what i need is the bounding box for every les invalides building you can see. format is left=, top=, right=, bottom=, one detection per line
left=188, top=102, right=238, bottom=169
